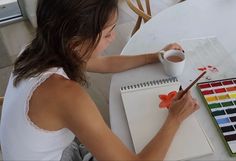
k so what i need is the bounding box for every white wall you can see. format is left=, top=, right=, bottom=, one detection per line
left=21, top=0, right=37, bottom=28
left=0, top=20, right=34, bottom=62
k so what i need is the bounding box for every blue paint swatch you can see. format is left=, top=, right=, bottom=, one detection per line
left=216, top=117, right=230, bottom=125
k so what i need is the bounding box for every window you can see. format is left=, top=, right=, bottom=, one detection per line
left=0, top=0, right=25, bottom=26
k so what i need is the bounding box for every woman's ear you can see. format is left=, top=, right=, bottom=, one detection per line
left=68, top=37, right=80, bottom=51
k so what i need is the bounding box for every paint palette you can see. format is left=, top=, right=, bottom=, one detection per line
left=197, top=78, right=236, bottom=156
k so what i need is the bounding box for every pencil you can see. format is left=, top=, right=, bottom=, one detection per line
left=179, top=71, right=207, bottom=98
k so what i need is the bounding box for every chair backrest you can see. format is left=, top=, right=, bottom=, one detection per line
left=0, top=97, right=4, bottom=106
left=126, top=0, right=152, bottom=36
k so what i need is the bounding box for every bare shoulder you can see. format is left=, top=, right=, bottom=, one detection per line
left=32, top=73, right=86, bottom=104
left=40, top=74, right=107, bottom=135
left=29, top=73, right=92, bottom=131
left=40, top=75, right=102, bottom=124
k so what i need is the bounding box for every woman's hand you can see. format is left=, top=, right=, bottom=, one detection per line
left=161, top=43, right=184, bottom=52
left=168, top=91, right=199, bottom=125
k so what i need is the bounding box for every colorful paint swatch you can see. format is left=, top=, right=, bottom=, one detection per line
left=202, top=90, right=214, bottom=95
left=199, top=83, right=211, bottom=89
left=222, top=101, right=234, bottom=107
left=218, top=95, right=230, bottom=100
left=229, top=93, right=236, bottom=99
left=222, top=80, right=234, bottom=85
left=198, top=78, right=236, bottom=155
left=230, top=116, right=236, bottom=122
left=221, top=125, right=235, bottom=133
left=214, top=88, right=226, bottom=93
left=226, top=86, right=236, bottom=92
left=225, top=134, right=236, bottom=142
left=216, top=117, right=230, bottom=124
left=208, top=103, right=221, bottom=109
left=226, top=108, right=236, bottom=114
left=212, top=110, right=225, bottom=116
left=211, top=82, right=222, bottom=87
left=205, top=96, right=218, bottom=102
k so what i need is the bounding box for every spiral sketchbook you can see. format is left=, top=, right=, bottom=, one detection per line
left=120, top=77, right=213, bottom=160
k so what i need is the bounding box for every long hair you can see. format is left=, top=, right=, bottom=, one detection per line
left=13, top=0, right=118, bottom=86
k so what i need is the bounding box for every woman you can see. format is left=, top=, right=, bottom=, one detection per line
left=0, top=0, right=199, bottom=160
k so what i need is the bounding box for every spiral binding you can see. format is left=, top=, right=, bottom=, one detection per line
left=120, top=77, right=178, bottom=91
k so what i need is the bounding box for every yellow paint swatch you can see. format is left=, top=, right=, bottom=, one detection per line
left=206, top=96, right=218, bottom=102
left=229, top=93, right=236, bottom=99
left=218, top=94, right=230, bottom=100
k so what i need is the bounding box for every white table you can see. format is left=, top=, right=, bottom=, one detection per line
left=109, top=0, right=236, bottom=160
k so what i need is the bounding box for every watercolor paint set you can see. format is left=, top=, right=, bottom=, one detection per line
left=197, top=78, right=236, bottom=156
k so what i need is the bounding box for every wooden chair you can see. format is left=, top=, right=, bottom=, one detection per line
left=0, top=97, right=4, bottom=106
left=126, top=0, right=186, bottom=36
left=126, top=0, right=152, bottom=36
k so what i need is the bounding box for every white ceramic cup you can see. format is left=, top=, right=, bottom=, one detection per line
left=158, top=50, right=185, bottom=77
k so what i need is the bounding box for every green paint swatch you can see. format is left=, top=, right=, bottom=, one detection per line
left=222, top=101, right=234, bottom=107
left=209, top=103, right=221, bottom=109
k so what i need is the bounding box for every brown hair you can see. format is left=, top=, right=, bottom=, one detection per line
left=13, top=0, right=118, bottom=86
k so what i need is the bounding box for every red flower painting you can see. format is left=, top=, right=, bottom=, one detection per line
left=197, top=65, right=219, bottom=73
left=159, top=91, right=177, bottom=109
left=197, top=67, right=207, bottom=71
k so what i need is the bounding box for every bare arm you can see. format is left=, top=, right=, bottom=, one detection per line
left=86, top=53, right=159, bottom=73
left=59, top=82, right=198, bottom=161
left=86, top=43, right=184, bottom=73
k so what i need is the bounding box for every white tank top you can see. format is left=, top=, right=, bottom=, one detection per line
left=0, top=67, right=75, bottom=160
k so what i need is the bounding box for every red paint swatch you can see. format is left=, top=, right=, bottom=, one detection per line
left=211, top=82, right=222, bottom=87
left=226, top=86, right=236, bottom=92
left=214, top=88, right=226, bottom=93
left=199, top=83, right=211, bottom=89
left=202, top=90, right=214, bottom=95
left=222, top=80, right=234, bottom=85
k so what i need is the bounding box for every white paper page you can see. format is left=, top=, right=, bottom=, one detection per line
left=121, top=81, right=213, bottom=160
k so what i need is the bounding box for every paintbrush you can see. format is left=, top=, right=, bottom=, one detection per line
left=179, top=71, right=207, bottom=98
